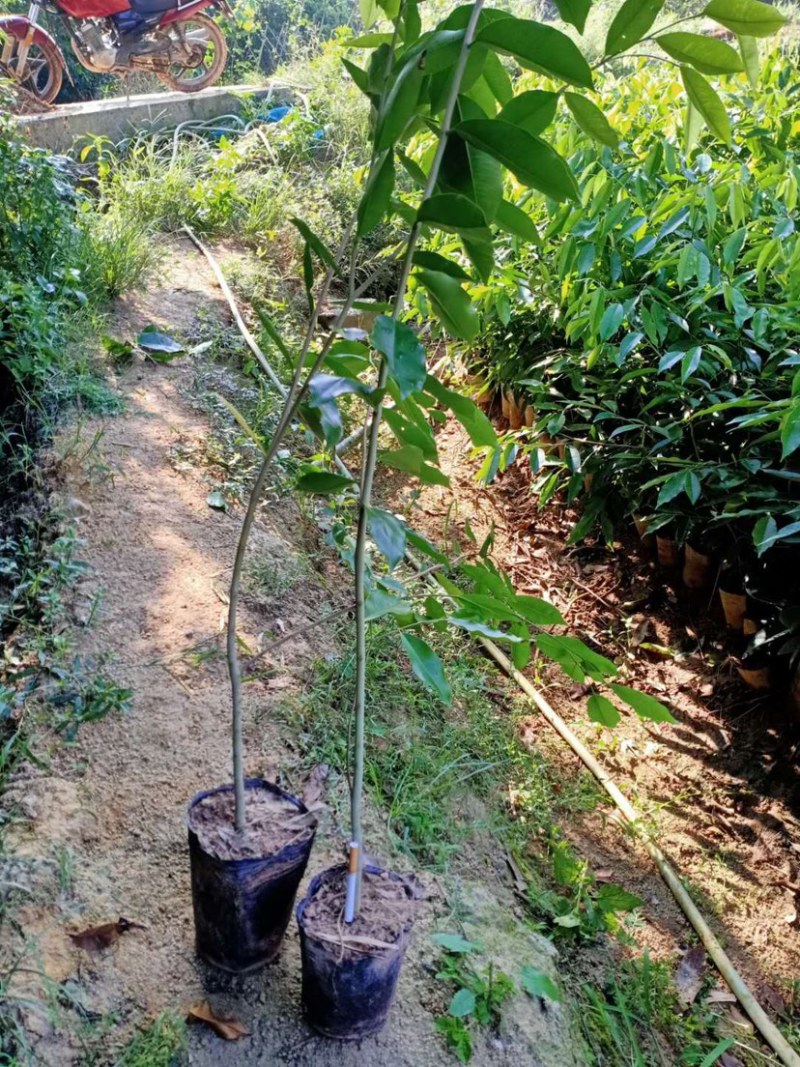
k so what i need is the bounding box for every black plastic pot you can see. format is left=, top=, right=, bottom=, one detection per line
left=188, top=778, right=315, bottom=973
left=296, top=864, right=416, bottom=1040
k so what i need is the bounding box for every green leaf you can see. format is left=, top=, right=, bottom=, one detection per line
left=462, top=232, right=495, bottom=283
left=307, top=374, right=375, bottom=407
left=397, top=149, right=427, bottom=188
left=365, top=587, right=410, bottom=620
left=781, top=400, right=800, bottom=458
left=656, top=471, right=686, bottom=507
left=482, top=50, right=514, bottom=105
left=609, top=684, right=676, bottom=723
left=587, top=693, right=621, bottom=728
left=342, top=58, right=370, bottom=94
left=418, top=193, right=488, bottom=234
left=681, top=343, right=704, bottom=382
left=565, top=93, right=619, bottom=149
left=753, top=514, right=778, bottom=557
left=599, top=302, right=624, bottom=341
left=358, top=0, right=378, bottom=31
left=425, top=375, right=498, bottom=447
left=738, top=34, right=760, bottom=87
left=476, top=16, right=593, bottom=87
left=376, top=0, right=399, bottom=17
left=357, top=150, right=395, bottom=236
left=378, top=445, right=450, bottom=485
left=401, top=633, right=452, bottom=704
left=536, top=634, right=618, bottom=683
left=606, top=0, right=665, bottom=55
left=206, top=490, right=226, bottom=511
left=383, top=407, right=437, bottom=459
left=255, top=308, right=293, bottom=363
left=407, top=527, right=448, bottom=564
left=431, top=932, right=479, bottom=954
left=495, top=199, right=539, bottom=243
left=375, top=61, right=424, bottom=150
left=553, top=0, right=591, bottom=33
left=511, top=622, right=532, bottom=669
left=498, top=90, right=559, bottom=136
left=703, top=0, right=787, bottom=37
left=441, top=112, right=504, bottom=223
left=416, top=269, right=479, bottom=340
left=295, top=471, right=355, bottom=494
left=684, top=98, right=703, bottom=152
left=520, top=967, right=562, bottom=1002
left=137, top=328, right=184, bottom=355
left=698, top=1039, right=736, bottom=1067
left=596, top=884, right=644, bottom=914
left=289, top=217, right=342, bottom=276
left=449, top=615, right=523, bottom=641
left=347, top=32, right=393, bottom=47
left=412, top=251, right=471, bottom=279
left=367, top=507, right=407, bottom=570
left=513, top=595, right=565, bottom=626
left=371, top=315, right=426, bottom=399
left=457, top=120, right=579, bottom=202
left=449, top=988, right=476, bottom=1019
left=657, top=32, right=743, bottom=75
left=681, top=66, right=731, bottom=142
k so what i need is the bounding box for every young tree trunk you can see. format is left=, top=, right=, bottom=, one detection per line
left=347, top=0, right=486, bottom=917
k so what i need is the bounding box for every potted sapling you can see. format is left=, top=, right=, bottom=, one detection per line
left=183, top=0, right=486, bottom=980
left=182, top=0, right=756, bottom=1002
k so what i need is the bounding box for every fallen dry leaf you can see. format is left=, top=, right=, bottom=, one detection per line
left=760, top=983, right=787, bottom=1016
left=301, top=763, right=329, bottom=808
left=675, top=946, right=705, bottom=1007
left=70, top=917, right=146, bottom=952
left=188, top=1001, right=250, bottom=1041
left=727, top=1005, right=754, bottom=1033
left=707, top=988, right=736, bottom=1004
left=720, top=1054, right=745, bottom=1067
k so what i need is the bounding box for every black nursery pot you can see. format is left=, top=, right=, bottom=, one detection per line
left=296, top=864, right=416, bottom=1040
left=188, top=778, right=315, bottom=973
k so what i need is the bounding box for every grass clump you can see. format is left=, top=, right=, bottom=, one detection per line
left=116, top=1011, right=187, bottom=1067
left=279, top=620, right=603, bottom=870
left=577, top=952, right=781, bottom=1067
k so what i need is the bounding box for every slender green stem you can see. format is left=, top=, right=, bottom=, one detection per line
left=228, top=226, right=358, bottom=831
left=349, top=0, right=487, bottom=911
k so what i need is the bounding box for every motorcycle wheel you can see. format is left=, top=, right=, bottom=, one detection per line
left=157, top=13, right=227, bottom=93
left=1, top=35, right=63, bottom=105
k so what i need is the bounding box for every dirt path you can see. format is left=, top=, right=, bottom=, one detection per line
left=8, top=240, right=583, bottom=1066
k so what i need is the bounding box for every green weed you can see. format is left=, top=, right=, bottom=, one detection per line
left=578, top=953, right=773, bottom=1067
left=73, top=208, right=160, bottom=301
left=431, top=933, right=560, bottom=1064
left=115, top=1011, right=187, bottom=1067
left=524, top=836, right=644, bottom=944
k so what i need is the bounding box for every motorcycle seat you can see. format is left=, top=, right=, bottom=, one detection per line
left=128, top=0, right=178, bottom=14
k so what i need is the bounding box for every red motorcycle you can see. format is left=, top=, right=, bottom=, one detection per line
left=0, top=0, right=231, bottom=104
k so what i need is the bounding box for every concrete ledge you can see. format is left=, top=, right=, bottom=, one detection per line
left=17, top=81, right=293, bottom=154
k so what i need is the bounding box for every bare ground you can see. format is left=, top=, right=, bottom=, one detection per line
left=4, top=239, right=582, bottom=1066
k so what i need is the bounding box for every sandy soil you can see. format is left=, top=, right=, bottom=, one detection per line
left=4, top=240, right=583, bottom=1066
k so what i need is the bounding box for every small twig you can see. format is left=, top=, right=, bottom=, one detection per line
left=257, top=604, right=353, bottom=659
left=567, top=575, right=617, bottom=613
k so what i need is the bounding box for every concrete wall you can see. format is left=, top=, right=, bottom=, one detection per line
left=17, top=82, right=293, bottom=155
